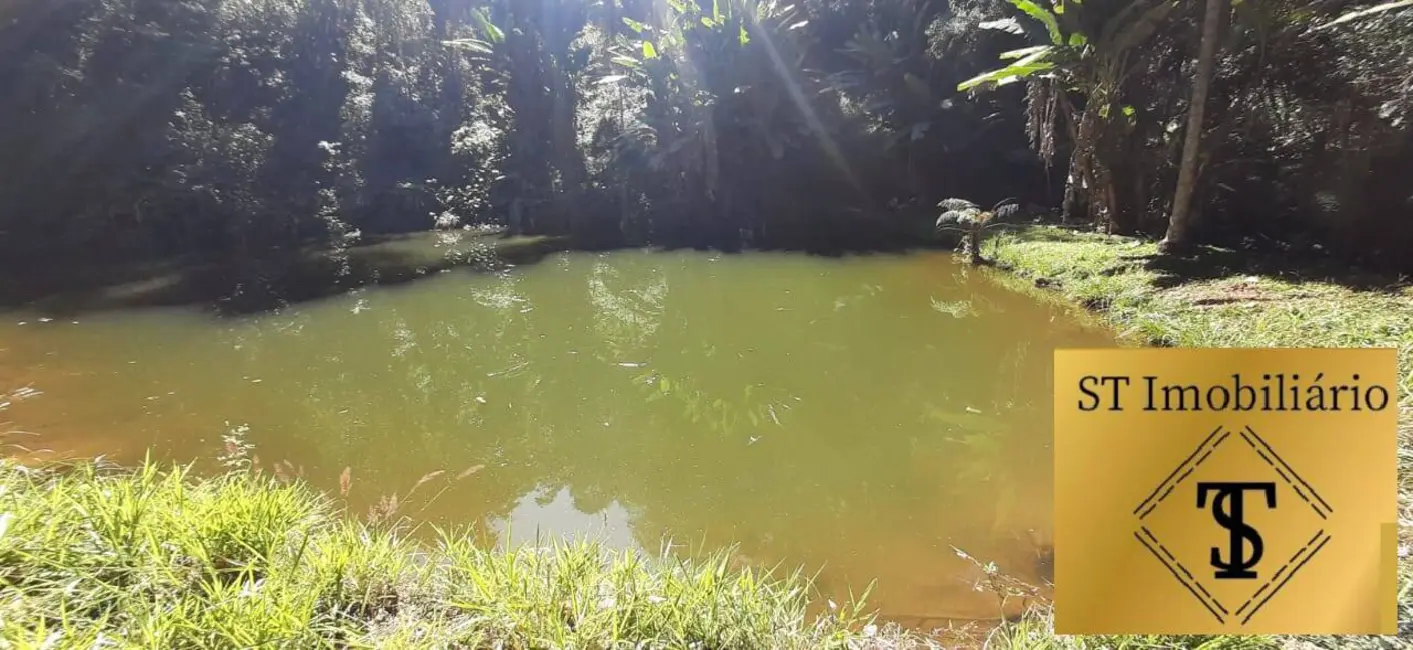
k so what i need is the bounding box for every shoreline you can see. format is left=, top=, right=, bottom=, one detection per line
left=984, top=226, right=1412, bottom=649
left=2, top=227, right=1408, bottom=648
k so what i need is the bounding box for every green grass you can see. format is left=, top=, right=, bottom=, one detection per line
left=0, top=459, right=935, bottom=649
left=988, top=614, right=1276, bottom=650
left=985, top=227, right=1413, bottom=649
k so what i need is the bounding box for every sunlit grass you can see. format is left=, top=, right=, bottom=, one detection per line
left=990, top=226, right=1413, bottom=648
left=990, top=229, right=1411, bottom=368
left=0, top=458, right=932, bottom=649
left=987, top=611, right=1276, bottom=650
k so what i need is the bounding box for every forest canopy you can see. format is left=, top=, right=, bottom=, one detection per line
left=0, top=0, right=1409, bottom=274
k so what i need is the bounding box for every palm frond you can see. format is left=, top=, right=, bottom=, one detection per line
left=937, top=198, right=980, bottom=211
left=990, top=197, right=1020, bottom=212
left=936, top=209, right=980, bottom=228
left=992, top=203, right=1023, bottom=221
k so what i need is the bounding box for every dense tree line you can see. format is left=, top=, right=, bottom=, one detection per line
left=0, top=0, right=1409, bottom=276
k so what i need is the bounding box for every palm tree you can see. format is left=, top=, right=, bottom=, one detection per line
left=935, top=197, right=1025, bottom=264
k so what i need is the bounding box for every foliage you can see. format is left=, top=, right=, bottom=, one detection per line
left=0, top=0, right=504, bottom=274
left=0, top=458, right=938, bottom=648
left=959, top=0, right=1182, bottom=232
left=0, top=0, right=1410, bottom=281
left=954, top=0, right=1413, bottom=262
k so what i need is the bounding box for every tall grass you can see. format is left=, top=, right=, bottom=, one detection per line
left=0, top=459, right=929, bottom=649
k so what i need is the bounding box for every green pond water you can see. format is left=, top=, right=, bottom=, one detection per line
left=0, top=243, right=1118, bottom=626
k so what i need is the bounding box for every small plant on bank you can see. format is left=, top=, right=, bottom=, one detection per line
left=935, top=198, right=1027, bottom=265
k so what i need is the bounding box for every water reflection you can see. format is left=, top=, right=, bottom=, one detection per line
left=490, top=486, right=642, bottom=553
left=1, top=249, right=1115, bottom=624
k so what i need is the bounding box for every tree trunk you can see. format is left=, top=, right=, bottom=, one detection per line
left=1161, top=0, right=1227, bottom=253
left=1062, top=103, right=1098, bottom=225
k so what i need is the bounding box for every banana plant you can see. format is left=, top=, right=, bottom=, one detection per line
left=956, top=0, right=1179, bottom=231
left=934, top=197, right=1025, bottom=264
left=1317, top=0, right=1413, bottom=30
left=959, top=0, right=1178, bottom=92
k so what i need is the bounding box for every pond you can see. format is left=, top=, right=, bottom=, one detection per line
left=0, top=241, right=1117, bottom=627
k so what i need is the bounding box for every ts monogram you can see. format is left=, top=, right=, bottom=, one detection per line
left=1132, top=426, right=1332, bottom=626
left=1054, top=349, right=1397, bottom=635
left=1198, top=482, right=1275, bottom=580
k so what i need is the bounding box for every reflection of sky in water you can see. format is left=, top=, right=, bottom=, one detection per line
left=490, top=486, right=642, bottom=553
left=0, top=248, right=1118, bottom=624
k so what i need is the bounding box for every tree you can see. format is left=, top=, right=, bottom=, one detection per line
left=1160, top=0, right=1227, bottom=253
left=1, top=0, right=1411, bottom=279
left=957, top=0, right=1179, bottom=233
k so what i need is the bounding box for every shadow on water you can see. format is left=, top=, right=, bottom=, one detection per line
left=1, top=226, right=959, bottom=317
left=0, top=231, right=577, bottom=317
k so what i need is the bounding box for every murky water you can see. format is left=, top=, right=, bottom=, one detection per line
left=0, top=246, right=1116, bottom=625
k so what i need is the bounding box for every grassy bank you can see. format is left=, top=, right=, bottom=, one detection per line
left=0, top=458, right=1285, bottom=650
left=0, top=459, right=918, bottom=649
left=987, top=227, right=1413, bottom=649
